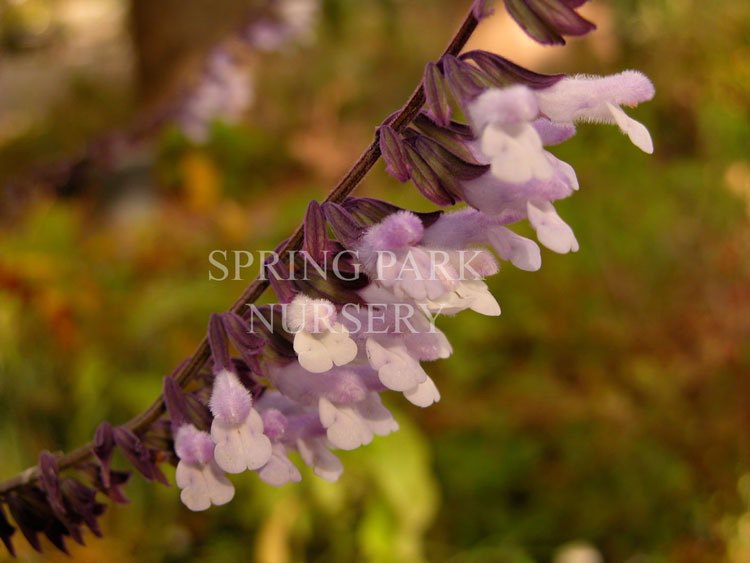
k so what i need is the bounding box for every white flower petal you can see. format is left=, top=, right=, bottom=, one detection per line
left=204, top=460, right=236, bottom=506
left=487, top=227, right=542, bottom=272
left=484, top=123, right=552, bottom=184
left=459, top=280, right=502, bottom=316
left=176, top=461, right=234, bottom=511
left=211, top=420, right=247, bottom=474
left=318, top=397, right=373, bottom=450
left=526, top=201, right=579, bottom=254
left=606, top=102, right=653, bottom=154
left=237, top=416, right=273, bottom=470
left=319, top=323, right=358, bottom=367
left=211, top=412, right=272, bottom=473
left=294, top=330, right=334, bottom=373
left=366, top=338, right=426, bottom=392
left=403, top=376, right=441, bottom=407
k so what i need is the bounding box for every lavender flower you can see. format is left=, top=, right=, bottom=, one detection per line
left=256, top=392, right=344, bottom=482
left=318, top=393, right=399, bottom=451
left=177, top=50, right=254, bottom=143
left=245, top=0, right=319, bottom=52
left=258, top=444, right=302, bottom=486
left=535, top=71, right=655, bottom=153
left=174, top=425, right=234, bottom=511
left=209, top=369, right=273, bottom=474
left=287, top=294, right=358, bottom=374
left=468, top=86, right=552, bottom=184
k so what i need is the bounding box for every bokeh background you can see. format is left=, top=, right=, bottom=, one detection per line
left=1, top=0, right=749, bottom=561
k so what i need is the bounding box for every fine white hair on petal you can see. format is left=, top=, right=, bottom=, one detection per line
left=420, top=208, right=485, bottom=249
left=287, top=294, right=337, bottom=333
left=468, top=85, right=539, bottom=133
left=360, top=211, right=424, bottom=258
left=209, top=370, right=252, bottom=425
left=401, top=329, right=453, bottom=362
left=453, top=248, right=499, bottom=279
left=175, top=424, right=215, bottom=466
left=535, top=71, right=655, bottom=124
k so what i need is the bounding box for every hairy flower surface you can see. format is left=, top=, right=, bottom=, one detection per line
left=535, top=71, right=655, bottom=153
left=209, top=370, right=272, bottom=474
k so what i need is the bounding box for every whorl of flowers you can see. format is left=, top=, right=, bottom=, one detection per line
left=0, top=0, right=654, bottom=555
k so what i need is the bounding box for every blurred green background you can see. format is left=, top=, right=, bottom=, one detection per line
left=1, top=0, right=749, bottom=561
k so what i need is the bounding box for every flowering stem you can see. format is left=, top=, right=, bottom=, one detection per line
left=0, top=7, right=479, bottom=498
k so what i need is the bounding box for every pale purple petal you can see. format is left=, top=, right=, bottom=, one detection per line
left=360, top=211, right=424, bottom=257
left=258, top=445, right=302, bottom=487
left=287, top=295, right=337, bottom=333
left=532, top=118, right=576, bottom=145
left=297, top=437, right=343, bottom=482
left=401, top=329, right=453, bottom=361
left=174, top=425, right=215, bottom=466
left=486, top=226, right=542, bottom=271
left=354, top=393, right=399, bottom=437
left=318, top=397, right=373, bottom=450
left=269, top=362, right=371, bottom=406
left=468, top=86, right=539, bottom=133
left=209, top=370, right=252, bottom=425
left=461, top=156, right=576, bottom=217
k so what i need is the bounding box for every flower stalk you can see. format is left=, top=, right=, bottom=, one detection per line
left=0, top=0, right=657, bottom=555
left=0, top=4, right=480, bottom=501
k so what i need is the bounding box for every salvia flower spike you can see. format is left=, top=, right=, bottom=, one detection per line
left=0, top=1, right=657, bottom=553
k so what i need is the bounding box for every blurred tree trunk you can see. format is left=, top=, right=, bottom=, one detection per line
left=128, top=0, right=258, bottom=106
